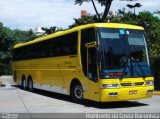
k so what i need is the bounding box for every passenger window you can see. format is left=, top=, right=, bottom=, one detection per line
left=13, top=32, right=78, bottom=61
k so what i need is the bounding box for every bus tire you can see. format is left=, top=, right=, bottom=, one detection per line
left=71, top=82, right=84, bottom=103
left=28, top=77, right=33, bottom=92
left=21, top=76, right=27, bottom=90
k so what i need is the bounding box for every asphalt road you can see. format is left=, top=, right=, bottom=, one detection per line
left=0, top=76, right=160, bottom=118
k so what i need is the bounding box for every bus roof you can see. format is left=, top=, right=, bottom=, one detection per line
left=14, top=23, right=144, bottom=49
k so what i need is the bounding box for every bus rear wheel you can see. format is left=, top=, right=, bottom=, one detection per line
left=28, top=78, right=33, bottom=92
left=21, top=77, right=27, bottom=90
left=71, top=82, right=84, bottom=103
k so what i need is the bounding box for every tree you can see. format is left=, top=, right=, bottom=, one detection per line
left=0, top=22, right=14, bottom=75
left=75, top=0, right=113, bottom=21
left=41, top=27, right=56, bottom=34
left=0, top=22, right=13, bottom=63
left=0, top=22, right=37, bottom=75
left=41, top=26, right=64, bottom=35
left=12, top=29, right=37, bottom=43
left=154, top=11, right=160, bottom=15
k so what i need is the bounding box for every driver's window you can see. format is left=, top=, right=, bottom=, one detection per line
left=88, top=47, right=98, bottom=82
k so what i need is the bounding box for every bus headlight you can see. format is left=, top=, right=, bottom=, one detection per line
left=145, top=81, right=154, bottom=86
left=102, top=84, right=120, bottom=89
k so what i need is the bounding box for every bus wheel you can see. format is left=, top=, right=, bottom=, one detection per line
left=71, top=82, right=84, bottom=103
left=28, top=78, right=33, bottom=92
left=21, top=77, right=27, bottom=90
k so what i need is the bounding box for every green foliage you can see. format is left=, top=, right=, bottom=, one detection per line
left=0, top=63, right=12, bottom=76
left=41, top=27, right=64, bottom=35
left=0, top=23, right=65, bottom=75
left=41, top=27, right=56, bottom=34
left=56, top=27, right=64, bottom=32
left=0, top=23, right=13, bottom=64
left=0, top=22, right=37, bottom=75
left=0, top=23, right=14, bottom=75
left=154, top=11, right=160, bottom=15
left=0, top=23, right=13, bottom=51
left=12, top=29, right=37, bottom=44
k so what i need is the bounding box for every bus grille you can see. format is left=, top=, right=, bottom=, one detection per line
left=135, top=82, right=144, bottom=86
left=120, top=83, right=132, bottom=87
left=120, top=82, right=144, bottom=87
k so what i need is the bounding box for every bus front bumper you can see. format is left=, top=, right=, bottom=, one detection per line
left=100, top=86, right=154, bottom=102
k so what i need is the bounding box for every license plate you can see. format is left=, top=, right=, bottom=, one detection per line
left=129, top=90, right=137, bottom=94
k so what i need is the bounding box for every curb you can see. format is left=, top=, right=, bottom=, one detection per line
left=153, top=91, right=160, bottom=95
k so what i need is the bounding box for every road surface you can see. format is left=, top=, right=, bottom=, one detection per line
left=0, top=76, right=160, bottom=118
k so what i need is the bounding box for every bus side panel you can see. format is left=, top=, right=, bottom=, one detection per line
left=13, top=61, right=30, bottom=85
left=13, top=58, right=65, bottom=92
left=27, top=57, right=68, bottom=94
left=58, top=56, right=79, bottom=95
left=35, top=58, right=64, bottom=87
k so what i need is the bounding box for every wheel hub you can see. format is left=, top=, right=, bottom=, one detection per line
left=74, top=86, right=82, bottom=99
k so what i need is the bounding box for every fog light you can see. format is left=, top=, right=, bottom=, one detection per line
left=147, top=90, right=153, bottom=93
left=145, top=81, right=154, bottom=86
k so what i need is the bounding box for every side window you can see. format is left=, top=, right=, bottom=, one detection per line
left=68, top=32, right=78, bottom=55
left=21, top=46, right=27, bottom=60
left=81, top=28, right=96, bottom=77
left=81, top=28, right=95, bottom=44
left=34, top=43, right=40, bottom=58
left=57, top=32, right=78, bottom=56
left=13, top=32, right=78, bottom=61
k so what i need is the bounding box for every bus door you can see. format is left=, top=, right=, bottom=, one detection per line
left=85, top=42, right=100, bottom=101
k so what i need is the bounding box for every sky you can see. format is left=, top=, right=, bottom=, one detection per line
left=0, top=0, right=159, bottom=30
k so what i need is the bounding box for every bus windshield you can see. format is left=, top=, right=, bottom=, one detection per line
left=98, top=28, right=152, bottom=79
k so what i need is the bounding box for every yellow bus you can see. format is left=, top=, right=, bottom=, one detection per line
left=12, top=23, right=154, bottom=103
